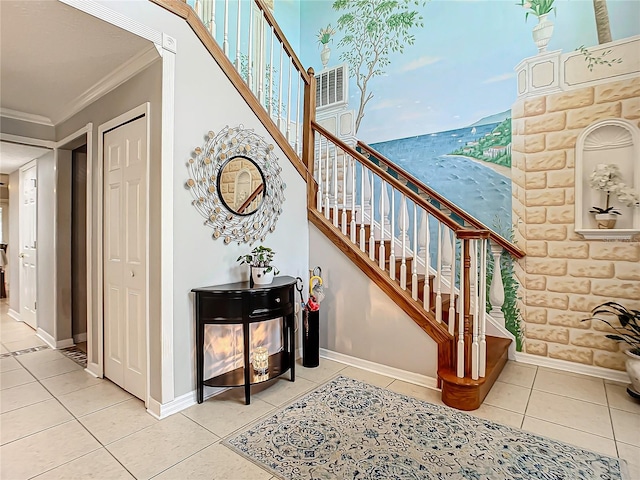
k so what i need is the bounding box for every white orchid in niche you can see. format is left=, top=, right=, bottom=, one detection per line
left=588, top=163, right=640, bottom=215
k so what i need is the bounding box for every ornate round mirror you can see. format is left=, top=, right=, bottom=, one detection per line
left=186, top=124, right=286, bottom=245
left=217, top=156, right=265, bottom=216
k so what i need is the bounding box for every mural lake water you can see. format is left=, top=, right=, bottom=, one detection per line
left=370, top=122, right=512, bottom=232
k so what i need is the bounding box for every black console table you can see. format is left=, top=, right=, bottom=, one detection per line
left=192, top=276, right=296, bottom=405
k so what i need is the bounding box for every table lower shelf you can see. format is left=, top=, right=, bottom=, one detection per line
left=203, top=351, right=292, bottom=388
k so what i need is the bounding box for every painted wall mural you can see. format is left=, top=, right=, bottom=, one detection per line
left=293, top=0, right=640, bottom=353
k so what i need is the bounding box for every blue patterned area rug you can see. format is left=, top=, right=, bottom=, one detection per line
left=224, top=376, right=628, bottom=480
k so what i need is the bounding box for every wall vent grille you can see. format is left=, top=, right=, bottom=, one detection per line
left=315, top=64, right=348, bottom=109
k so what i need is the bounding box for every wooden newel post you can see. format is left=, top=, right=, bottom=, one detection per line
left=303, top=67, right=317, bottom=209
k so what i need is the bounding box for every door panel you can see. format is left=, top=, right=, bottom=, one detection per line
left=104, top=116, right=147, bottom=401
left=19, top=163, right=37, bottom=329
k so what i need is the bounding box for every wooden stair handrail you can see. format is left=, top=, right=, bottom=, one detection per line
left=312, top=121, right=491, bottom=237
left=357, top=141, right=525, bottom=259
left=150, top=0, right=311, bottom=182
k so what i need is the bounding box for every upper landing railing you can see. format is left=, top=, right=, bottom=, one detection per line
left=154, top=0, right=316, bottom=180
left=189, top=0, right=314, bottom=159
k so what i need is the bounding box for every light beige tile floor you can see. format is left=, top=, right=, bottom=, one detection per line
left=1, top=302, right=639, bottom=479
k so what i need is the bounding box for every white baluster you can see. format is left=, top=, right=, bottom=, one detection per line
left=380, top=182, right=390, bottom=235
left=471, top=239, right=479, bottom=381
left=350, top=158, right=357, bottom=244
left=378, top=181, right=386, bottom=270
left=359, top=166, right=366, bottom=252
left=316, top=135, right=323, bottom=211
left=448, top=236, right=456, bottom=336
left=332, top=148, right=339, bottom=227
left=457, top=280, right=465, bottom=378
left=223, top=0, right=229, bottom=55
left=207, top=0, right=216, bottom=36
left=400, top=195, right=408, bottom=290
left=324, top=138, right=330, bottom=219
left=369, top=172, right=375, bottom=261
left=341, top=152, right=347, bottom=235
left=295, top=76, right=301, bottom=152
left=257, top=18, right=265, bottom=105
left=278, top=47, right=283, bottom=129
left=479, top=238, right=488, bottom=378
left=421, top=210, right=430, bottom=311
left=235, top=0, right=241, bottom=72
left=247, top=9, right=253, bottom=88
left=441, top=224, right=453, bottom=292
left=363, top=166, right=372, bottom=220
left=389, top=189, right=396, bottom=281
left=268, top=31, right=274, bottom=117
left=195, top=0, right=203, bottom=21
left=435, top=222, right=443, bottom=323
left=489, top=241, right=505, bottom=327
left=411, top=203, right=418, bottom=301
left=286, top=62, right=292, bottom=141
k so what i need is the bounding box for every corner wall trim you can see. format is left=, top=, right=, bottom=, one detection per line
left=514, top=352, right=629, bottom=383
left=319, top=349, right=439, bottom=390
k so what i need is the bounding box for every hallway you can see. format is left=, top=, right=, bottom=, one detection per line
left=1, top=301, right=638, bottom=479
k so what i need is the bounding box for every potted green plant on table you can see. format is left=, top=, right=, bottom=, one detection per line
left=237, top=245, right=279, bottom=285
left=583, top=302, right=640, bottom=398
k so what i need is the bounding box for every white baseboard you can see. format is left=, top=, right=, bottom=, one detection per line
left=55, top=338, right=75, bottom=349
left=85, top=364, right=101, bottom=378
left=146, top=350, right=439, bottom=420
left=7, top=309, right=20, bottom=321
left=73, top=333, right=87, bottom=343
left=37, top=329, right=77, bottom=350
left=514, top=352, right=629, bottom=383
left=36, top=328, right=56, bottom=348
left=146, top=386, right=229, bottom=420
left=319, top=348, right=439, bottom=389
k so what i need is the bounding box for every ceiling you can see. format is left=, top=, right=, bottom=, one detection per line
left=0, top=0, right=155, bottom=174
left=0, top=142, right=52, bottom=175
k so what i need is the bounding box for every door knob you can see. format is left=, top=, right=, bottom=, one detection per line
left=19, top=253, right=25, bottom=258
left=131, top=271, right=135, bottom=277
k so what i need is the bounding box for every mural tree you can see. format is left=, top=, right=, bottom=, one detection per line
left=332, top=0, right=427, bottom=133
left=593, top=0, right=612, bottom=44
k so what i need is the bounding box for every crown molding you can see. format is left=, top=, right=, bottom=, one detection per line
left=0, top=109, right=54, bottom=126
left=53, top=46, right=160, bottom=125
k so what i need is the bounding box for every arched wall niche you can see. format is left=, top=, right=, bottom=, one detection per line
left=575, top=119, right=640, bottom=240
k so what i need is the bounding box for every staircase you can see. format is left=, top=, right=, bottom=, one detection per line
left=153, top=0, right=525, bottom=410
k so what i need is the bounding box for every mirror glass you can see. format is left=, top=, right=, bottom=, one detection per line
left=217, top=156, right=265, bottom=216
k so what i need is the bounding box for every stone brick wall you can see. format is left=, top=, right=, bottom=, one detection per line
left=512, top=77, right=640, bottom=371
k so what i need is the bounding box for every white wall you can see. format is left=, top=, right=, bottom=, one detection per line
left=96, top=0, right=310, bottom=399
left=309, top=224, right=438, bottom=378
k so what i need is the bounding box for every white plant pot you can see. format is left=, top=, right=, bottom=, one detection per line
left=625, top=349, right=640, bottom=395
left=251, top=266, right=274, bottom=285
left=532, top=13, right=554, bottom=53
left=320, top=44, right=331, bottom=68
left=594, top=213, right=618, bottom=229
